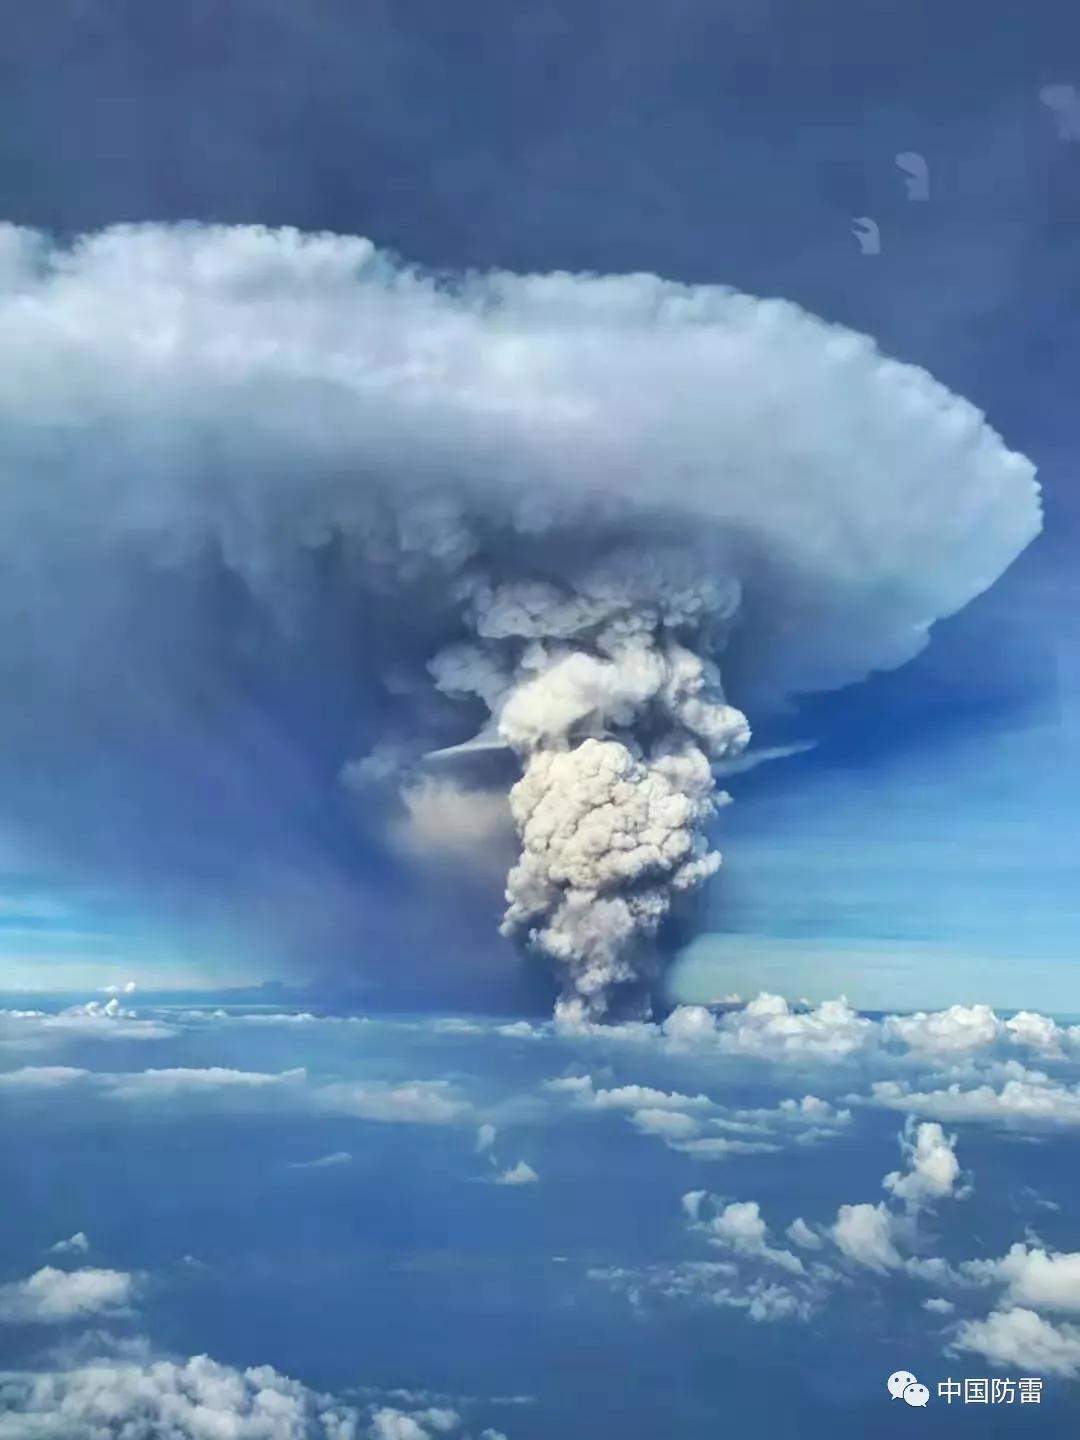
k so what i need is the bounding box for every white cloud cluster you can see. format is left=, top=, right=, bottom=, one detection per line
left=630, top=1120, right=969, bottom=1326
left=0, top=1063, right=307, bottom=1101
left=106, top=1066, right=309, bottom=1101
left=727, top=1094, right=852, bottom=1148
left=642, top=993, right=1080, bottom=1080
left=315, top=1080, right=469, bottom=1125
left=786, top=1218, right=823, bottom=1251
left=883, top=1003, right=1002, bottom=1056
left=693, top=1199, right=806, bottom=1277
left=870, top=1068, right=1080, bottom=1128
left=829, top=1121, right=964, bottom=1270
left=0, top=1343, right=516, bottom=1440
left=493, top=1161, right=539, bottom=1187
left=882, top=1120, right=962, bottom=1210
left=0, top=1266, right=135, bottom=1324
left=542, top=1074, right=710, bottom=1113
left=923, top=1296, right=955, bottom=1315
left=67, top=999, right=133, bottom=1021
left=1004, top=1010, right=1070, bottom=1058
left=541, top=1069, right=846, bottom=1158
left=369, top=1407, right=461, bottom=1440
left=953, top=1309, right=1080, bottom=1379
left=656, top=1100, right=1080, bottom=1379
left=962, top=1243, right=1080, bottom=1314
left=48, top=1232, right=90, bottom=1256
left=592, top=1212, right=822, bottom=1323
left=829, top=1204, right=902, bottom=1273
left=0, top=1353, right=364, bottom=1438
left=0, top=1063, right=472, bottom=1125
left=631, top=1108, right=701, bottom=1140
left=0, top=1065, right=92, bottom=1089
left=663, top=994, right=874, bottom=1061
left=884, top=1003, right=1077, bottom=1060
left=669, top=1136, right=782, bottom=1160
left=15, top=990, right=1062, bottom=1084
left=563, top=1001, right=1080, bottom=1371
left=713, top=1278, right=815, bottom=1324
left=0, top=1002, right=175, bottom=1044
left=543, top=1072, right=713, bottom=1152
left=0, top=222, right=1039, bottom=1013
left=468, top=1119, right=537, bottom=1186
left=504, top=993, right=1080, bottom=1077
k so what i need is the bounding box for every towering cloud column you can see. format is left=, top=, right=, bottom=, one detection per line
left=431, top=557, right=750, bottom=1017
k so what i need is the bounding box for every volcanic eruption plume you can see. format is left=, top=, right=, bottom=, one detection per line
left=428, top=556, right=751, bottom=1020
left=0, top=223, right=1042, bottom=1015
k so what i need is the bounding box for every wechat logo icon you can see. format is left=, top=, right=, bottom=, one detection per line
left=887, top=1371, right=930, bottom=1407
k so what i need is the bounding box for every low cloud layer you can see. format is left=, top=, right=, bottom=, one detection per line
left=0, top=1337, right=519, bottom=1440
left=0, top=1352, right=364, bottom=1439
left=599, top=1117, right=968, bottom=1325
left=0, top=1060, right=471, bottom=1125
left=5, top=994, right=1080, bottom=1393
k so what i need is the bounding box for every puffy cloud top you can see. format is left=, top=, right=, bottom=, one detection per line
left=0, top=222, right=1040, bottom=706
left=0, top=1266, right=134, bottom=1324
left=0, top=1352, right=363, bottom=1439
left=882, top=1121, right=962, bottom=1209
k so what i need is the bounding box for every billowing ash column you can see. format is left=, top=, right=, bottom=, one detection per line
left=431, top=553, right=750, bottom=1019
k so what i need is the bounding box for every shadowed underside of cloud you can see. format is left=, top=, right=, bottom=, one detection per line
left=0, top=223, right=1041, bottom=1014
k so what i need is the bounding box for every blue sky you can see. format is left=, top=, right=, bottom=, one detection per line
left=1, top=0, right=1079, bottom=1013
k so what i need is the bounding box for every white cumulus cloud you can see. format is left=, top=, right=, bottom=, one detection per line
left=664, top=994, right=873, bottom=1062
left=0, top=1351, right=364, bottom=1438
left=48, top=1232, right=90, bottom=1256
left=963, top=1243, right=1080, bottom=1314
left=317, top=1081, right=470, bottom=1125
left=953, top=1308, right=1080, bottom=1378
left=882, top=1121, right=962, bottom=1210
left=494, top=1161, right=539, bottom=1187
left=884, top=1003, right=1001, bottom=1056
left=631, top=1108, right=701, bottom=1140
left=870, top=1072, right=1080, bottom=1128
left=697, top=1199, right=805, bottom=1276
left=830, top=1204, right=902, bottom=1273
left=0, top=1267, right=135, bottom=1324
left=786, top=1218, right=823, bottom=1251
